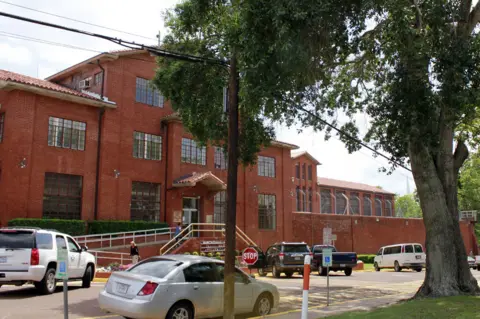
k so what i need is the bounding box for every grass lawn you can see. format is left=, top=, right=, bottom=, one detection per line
left=362, top=263, right=375, bottom=271
left=327, top=296, right=480, bottom=319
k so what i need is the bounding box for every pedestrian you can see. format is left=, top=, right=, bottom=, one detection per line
left=175, top=223, right=182, bottom=242
left=130, top=241, right=139, bottom=264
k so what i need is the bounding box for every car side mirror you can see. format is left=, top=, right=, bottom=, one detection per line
left=81, top=245, right=88, bottom=252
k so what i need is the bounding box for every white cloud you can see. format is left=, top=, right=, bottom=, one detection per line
left=0, top=42, right=33, bottom=66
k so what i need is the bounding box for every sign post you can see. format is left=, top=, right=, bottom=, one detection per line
left=323, top=227, right=332, bottom=245
left=56, top=248, right=69, bottom=319
left=322, top=248, right=333, bottom=306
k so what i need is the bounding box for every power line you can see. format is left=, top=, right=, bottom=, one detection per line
left=0, top=11, right=228, bottom=66
left=295, top=105, right=413, bottom=172
left=0, top=0, right=157, bottom=41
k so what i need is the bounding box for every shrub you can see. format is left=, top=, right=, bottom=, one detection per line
left=207, top=253, right=213, bottom=258
left=192, top=251, right=199, bottom=256
left=8, top=218, right=87, bottom=236
left=200, top=252, right=206, bottom=256
left=235, top=250, right=241, bottom=256
left=216, top=252, right=222, bottom=257
left=357, top=254, right=376, bottom=264
left=87, top=220, right=169, bottom=235
left=184, top=252, right=191, bottom=255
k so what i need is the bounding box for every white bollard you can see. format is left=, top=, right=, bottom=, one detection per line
left=301, top=254, right=311, bottom=319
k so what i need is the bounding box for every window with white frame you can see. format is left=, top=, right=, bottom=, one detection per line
left=133, top=131, right=162, bottom=160
left=135, top=77, right=164, bottom=107
left=48, top=117, right=86, bottom=151
left=321, top=189, right=332, bottom=214
left=258, top=194, right=276, bottom=230
left=258, top=156, right=275, bottom=177
left=181, top=138, right=206, bottom=165
left=336, top=190, right=347, bottom=215
left=349, top=192, right=360, bottom=215
left=214, top=191, right=227, bottom=224
left=363, top=194, right=372, bottom=216
left=214, top=147, right=227, bottom=169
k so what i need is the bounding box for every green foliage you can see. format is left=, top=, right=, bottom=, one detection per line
left=8, top=218, right=86, bottom=236
left=192, top=251, right=199, bottom=256
left=184, top=252, right=191, bottom=255
left=207, top=253, right=213, bottom=258
left=357, top=255, right=376, bottom=264
left=87, top=220, right=169, bottom=235
left=200, top=252, right=206, bottom=256
left=235, top=250, right=240, bottom=256
left=459, top=151, right=480, bottom=211
left=395, top=194, right=422, bottom=218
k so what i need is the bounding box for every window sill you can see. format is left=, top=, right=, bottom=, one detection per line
left=135, top=101, right=165, bottom=108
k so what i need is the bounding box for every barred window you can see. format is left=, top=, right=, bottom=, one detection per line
left=214, top=147, right=227, bottom=169
left=214, top=191, right=227, bottom=224
left=258, top=156, right=275, bottom=177
left=48, top=117, right=86, bottom=151
left=363, top=194, right=372, bottom=216
left=296, top=186, right=302, bottom=211
left=0, top=113, right=4, bottom=142
left=181, top=138, right=206, bottom=165
left=336, top=190, right=347, bottom=215
left=321, top=189, right=332, bottom=214
left=258, top=194, right=276, bottom=230
left=308, top=165, right=312, bottom=181
left=349, top=192, right=360, bottom=215
left=43, top=173, right=82, bottom=220
left=385, top=200, right=393, bottom=217
left=295, top=163, right=300, bottom=179
left=133, top=131, right=162, bottom=160
left=375, top=195, right=383, bottom=216
left=308, top=187, right=313, bottom=212
left=135, top=77, right=164, bottom=107
left=302, top=163, right=306, bottom=179
left=131, top=182, right=161, bottom=222
left=94, top=72, right=103, bottom=86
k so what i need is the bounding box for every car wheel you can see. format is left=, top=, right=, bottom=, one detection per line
left=258, top=268, right=268, bottom=277
left=374, top=262, right=380, bottom=272
left=272, top=264, right=281, bottom=278
left=82, top=265, right=92, bottom=288
left=285, top=271, right=293, bottom=278
left=394, top=261, right=401, bottom=272
left=166, top=302, right=194, bottom=319
left=35, top=268, right=56, bottom=295
left=344, top=268, right=352, bottom=276
left=415, top=268, right=422, bottom=272
left=253, top=293, right=273, bottom=316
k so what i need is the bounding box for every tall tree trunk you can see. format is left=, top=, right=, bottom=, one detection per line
left=409, top=140, right=479, bottom=297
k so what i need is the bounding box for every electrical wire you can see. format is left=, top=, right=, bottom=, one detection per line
left=0, top=0, right=157, bottom=41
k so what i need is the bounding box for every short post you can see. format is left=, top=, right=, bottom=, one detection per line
left=63, top=279, right=68, bottom=319
left=301, top=254, right=311, bottom=319
left=327, top=265, right=330, bottom=306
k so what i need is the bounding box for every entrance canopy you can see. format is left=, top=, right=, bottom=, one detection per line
left=173, top=171, right=226, bottom=192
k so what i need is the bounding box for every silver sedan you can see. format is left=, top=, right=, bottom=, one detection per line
left=98, top=255, right=280, bottom=319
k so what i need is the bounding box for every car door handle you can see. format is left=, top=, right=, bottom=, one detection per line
left=193, top=285, right=199, bottom=290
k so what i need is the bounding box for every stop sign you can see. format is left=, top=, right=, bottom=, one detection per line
left=242, top=247, right=259, bottom=265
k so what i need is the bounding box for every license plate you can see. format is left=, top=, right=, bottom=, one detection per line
left=0, top=257, right=6, bottom=263
left=416, top=255, right=421, bottom=260
left=295, top=257, right=301, bottom=260
left=340, top=264, right=345, bottom=267
left=116, top=283, right=129, bottom=294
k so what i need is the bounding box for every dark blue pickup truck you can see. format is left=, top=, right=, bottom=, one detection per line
left=311, top=245, right=357, bottom=276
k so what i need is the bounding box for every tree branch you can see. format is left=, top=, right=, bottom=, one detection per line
left=453, top=140, right=469, bottom=173
left=467, top=1, right=480, bottom=34
left=411, top=0, right=423, bottom=29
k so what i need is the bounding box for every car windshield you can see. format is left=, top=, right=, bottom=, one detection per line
left=128, top=259, right=181, bottom=278
left=0, top=230, right=35, bottom=249
left=283, top=245, right=309, bottom=253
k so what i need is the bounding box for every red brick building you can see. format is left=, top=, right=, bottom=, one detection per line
left=0, top=49, right=477, bottom=254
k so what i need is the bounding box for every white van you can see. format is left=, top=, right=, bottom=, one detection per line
left=374, top=243, right=426, bottom=272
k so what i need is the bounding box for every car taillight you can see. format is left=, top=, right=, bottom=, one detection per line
left=138, top=281, right=158, bottom=296
left=30, top=248, right=39, bottom=266
left=279, top=253, right=284, bottom=261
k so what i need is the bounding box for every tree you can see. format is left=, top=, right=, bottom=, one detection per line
left=459, top=151, right=480, bottom=211
left=396, top=194, right=422, bottom=218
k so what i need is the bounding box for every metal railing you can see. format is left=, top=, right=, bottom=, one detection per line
left=159, top=223, right=257, bottom=255
left=74, top=227, right=174, bottom=249
left=90, top=250, right=132, bottom=265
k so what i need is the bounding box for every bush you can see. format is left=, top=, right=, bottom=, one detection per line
left=192, top=251, right=199, bottom=256
left=207, top=253, right=213, bottom=258
left=235, top=250, right=241, bottom=256
left=87, top=220, right=169, bottom=235
left=216, top=252, right=222, bottom=257
left=200, top=252, right=206, bottom=256
left=184, top=252, right=191, bottom=255
left=8, top=218, right=87, bottom=236
left=357, top=254, right=376, bottom=264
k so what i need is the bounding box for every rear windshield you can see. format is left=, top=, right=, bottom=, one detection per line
left=314, top=246, right=336, bottom=253
left=414, top=245, right=423, bottom=253
left=283, top=245, right=310, bottom=253
left=128, top=259, right=181, bottom=278
left=0, top=230, right=35, bottom=249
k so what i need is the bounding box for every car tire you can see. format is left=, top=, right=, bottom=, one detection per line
left=374, top=262, right=380, bottom=272
left=82, top=265, right=92, bottom=288
left=415, top=268, right=422, bottom=272
left=166, top=302, right=194, bottom=319
left=35, top=268, right=56, bottom=295
left=253, top=293, right=273, bottom=317
left=344, top=268, right=352, bottom=276
left=258, top=268, right=268, bottom=277
left=272, top=264, right=281, bottom=278
left=285, top=271, right=293, bottom=278
left=394, top=261, right=401, bottom=272
left=319, top=266, right=328, bottom=276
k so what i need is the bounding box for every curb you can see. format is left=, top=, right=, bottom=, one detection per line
left=93, top=278, right=109, bottom=283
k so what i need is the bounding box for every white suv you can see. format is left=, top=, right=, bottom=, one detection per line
left=0, top=227, right=96, bottom=294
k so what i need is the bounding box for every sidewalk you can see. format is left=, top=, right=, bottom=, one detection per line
left=251, top=292, right=414, bottom=319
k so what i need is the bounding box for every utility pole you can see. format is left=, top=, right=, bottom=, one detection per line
left=223, top=50, right=239, bottom=319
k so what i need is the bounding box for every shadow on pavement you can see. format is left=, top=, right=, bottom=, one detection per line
left=52, top=296, right=107, bottom=318
left=0, top=285, right=82, bottom=300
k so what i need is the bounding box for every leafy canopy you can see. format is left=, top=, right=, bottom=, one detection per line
left=459, top=151, right=480, bottom=211
left=396, top=194, right=422, bottom=218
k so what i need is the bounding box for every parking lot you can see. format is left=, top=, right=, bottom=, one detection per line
left=3, top=269, right=479, bottom=319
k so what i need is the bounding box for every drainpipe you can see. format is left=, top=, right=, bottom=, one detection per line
left=94, top=60, right=105, bottom=220
left=162, top=121, right=169, bottom=222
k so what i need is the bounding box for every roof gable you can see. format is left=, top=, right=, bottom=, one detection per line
left=291, top=150, right=321, bottom=165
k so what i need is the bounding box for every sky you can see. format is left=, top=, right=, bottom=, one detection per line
left=0, top=0, right=416, bottom=196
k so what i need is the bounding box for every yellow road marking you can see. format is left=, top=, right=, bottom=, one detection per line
left=78, top=316, right=118, bottom=319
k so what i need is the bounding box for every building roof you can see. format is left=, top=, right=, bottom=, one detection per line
left=173, top=171, right=226, bottom=191
left=291, top=150, right=321, bottom=165
left=317, top=177, right=394, bottom=195
left=0, top=69, right=116, bottom=109
left=45, top=49, right=149, bottom=81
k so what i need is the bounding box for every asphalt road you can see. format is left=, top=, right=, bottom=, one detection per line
left=1, top=269, right=479, bottom=319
